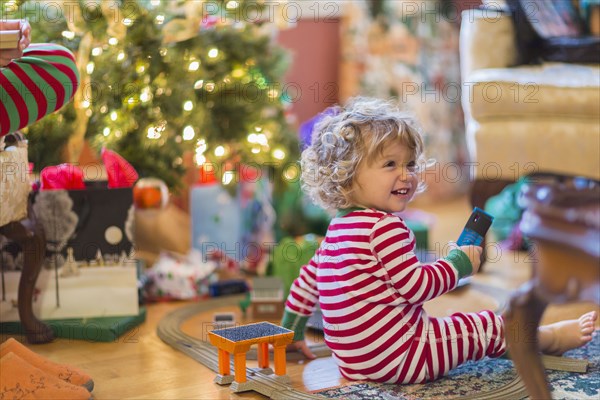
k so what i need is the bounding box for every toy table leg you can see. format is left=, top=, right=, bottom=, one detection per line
left=218, top=349, right=230, bottom=376
left=214, top=348, right=234, bottom=385
left=257, top=342, right=269, bottom=369
left=503, top=281, right=551, bottom=399
left=234, top=352, right=247, bottom=383
left=273, top=344, right=287, bottom=376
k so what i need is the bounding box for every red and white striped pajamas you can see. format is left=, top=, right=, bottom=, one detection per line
left=283, top=209, right=505, bottom=384
left=1, top=43, right=79, bottom=137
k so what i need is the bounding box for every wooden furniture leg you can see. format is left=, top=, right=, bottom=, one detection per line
left=509, top=173, right=600, bottom=399
left=503, top=281, right=550, bottom=400
left=0, top=220, right=53, bottom=344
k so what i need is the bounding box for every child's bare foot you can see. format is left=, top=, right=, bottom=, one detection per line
left=538, top=311, right=598, bottom=356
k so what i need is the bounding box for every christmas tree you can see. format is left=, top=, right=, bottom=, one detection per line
left=3, top=0, right=298, bottom=190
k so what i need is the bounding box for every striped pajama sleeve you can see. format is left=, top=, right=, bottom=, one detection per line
left=370, top=215, right=506, bottom=383
left=370, top=215, right=505, bottom=382
left=282, top=253, right=320, bottom=341
left=0, top=43, right=79, bottom=137
left=370, top=215, right=473, bottom=304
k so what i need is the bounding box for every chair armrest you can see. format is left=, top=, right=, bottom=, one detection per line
left=460, top=8, right=518, bottom=80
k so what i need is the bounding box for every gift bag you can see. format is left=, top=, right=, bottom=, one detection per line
left=237, top=166, right=275, bottom=275
left=1, top=181, right=138, bottom=321
left=33, top=180, right=135, bottom=264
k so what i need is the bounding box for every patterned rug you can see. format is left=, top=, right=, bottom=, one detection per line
left=315, top=332, right=599, bottom=400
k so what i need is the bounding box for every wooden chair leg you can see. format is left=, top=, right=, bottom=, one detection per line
left=0, top=221, right=53, bottom=344
left=503, top=282, right=551, bottom=399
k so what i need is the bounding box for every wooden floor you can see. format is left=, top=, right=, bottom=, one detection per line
left=2, top=195, right=598, bottom=399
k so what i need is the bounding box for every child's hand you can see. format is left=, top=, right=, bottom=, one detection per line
left=1, top=19, right=31, bottom=67
left=18, top=20, right=31, bottom=51
left=286, top=340, right=317, bottom=360
left=459, top=245, right=483, bottom=275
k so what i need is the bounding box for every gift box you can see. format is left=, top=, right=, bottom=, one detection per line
left=1, top=181, right=139, bottom=321
left=32, top=180, right=135, bottom=264
left=1, top=307, right=147, bottom=342
left=0, top=30, right=19, bottom=50
left=190, top=181, right=241, bottom=263
left=0, top=263, right=140, bottom=322
left=0, top=136, right=30, bottom=227
left=190, top=164, right=276, bottom=274
left=143, top=250, right=217, bottom=301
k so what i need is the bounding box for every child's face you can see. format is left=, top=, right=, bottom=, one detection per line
left=351, top=140, right=418, bottom=213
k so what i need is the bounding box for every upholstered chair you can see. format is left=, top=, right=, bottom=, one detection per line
left=460, top=7, right=600, bottom=209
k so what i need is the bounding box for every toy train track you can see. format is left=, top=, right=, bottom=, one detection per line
left=156, top=295, right=327, bottom=399
left=157, top=285, right=587, bottom=399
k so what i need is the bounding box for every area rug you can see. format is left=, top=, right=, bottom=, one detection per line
left=315, top=332, right=599, bottom=400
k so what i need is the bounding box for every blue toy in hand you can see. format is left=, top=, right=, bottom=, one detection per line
left=457, top=207, right=494, bottom=246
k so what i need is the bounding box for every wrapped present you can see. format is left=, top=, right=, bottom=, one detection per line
left=271, top=235, right=320, bottom=299
left=237, top=165, right=275, bottom=275
left=144, top=250, right=217, bottom=301
left=0, top=30, right=19, bottom=50
left=0, top=134, right=29, bottom=227
left=1, top=307, right=147, bottom=342
left=32, top=180, right=135, bottom=265
left=134, top=203, right=191, bottom=267
left=190, top=164, right=276, bottom=274
left=190, top=166, right=241, bottom=264
left=0, top=263, right=140, bottom=322
left=35, top=155, right=137, bottom=265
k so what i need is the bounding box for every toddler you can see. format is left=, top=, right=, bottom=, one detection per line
left=281, top=97, right=597, bottom=384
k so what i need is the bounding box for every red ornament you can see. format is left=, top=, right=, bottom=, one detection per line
left=133, top=178, right=168, bottom=209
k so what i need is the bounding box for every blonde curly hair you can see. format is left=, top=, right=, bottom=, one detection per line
left=301, top=97, right=427, bottom=213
